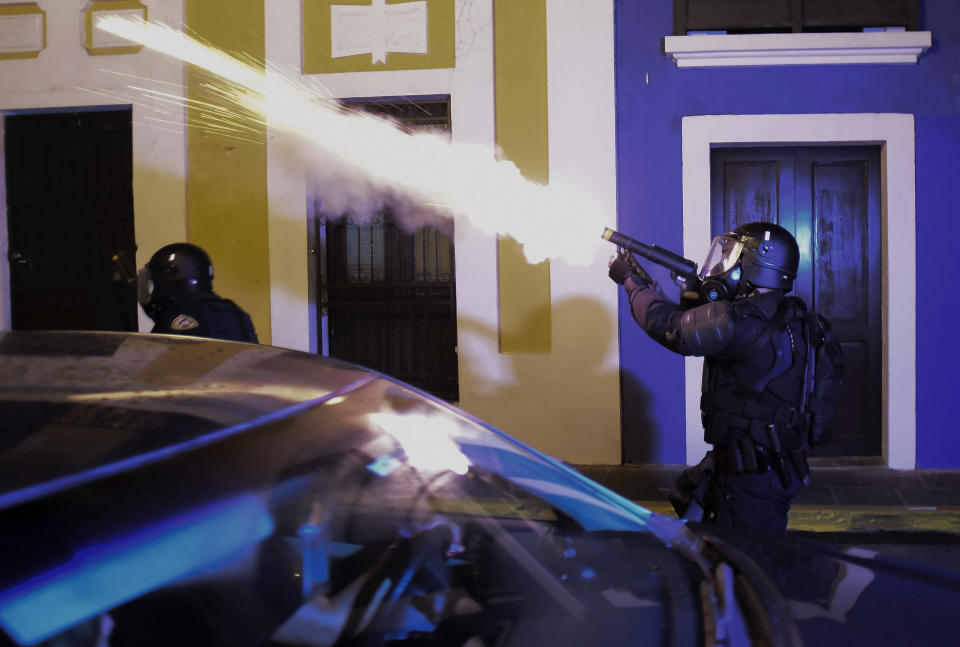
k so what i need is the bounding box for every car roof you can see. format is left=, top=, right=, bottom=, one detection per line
left=0, top=331, right=375, bottom=509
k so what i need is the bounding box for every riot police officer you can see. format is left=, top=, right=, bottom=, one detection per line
left=139, top=242, right=258, bottom=343
left=609, top=222, right=836, bottom=535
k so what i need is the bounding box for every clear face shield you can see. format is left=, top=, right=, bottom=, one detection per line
left=699, top=235, right=744, bottom=280
left=137, top=267, right=154, bottom=308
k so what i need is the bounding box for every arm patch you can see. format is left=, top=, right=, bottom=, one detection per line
left=170, top=313, right=200, bottom=331
left=677, top=300, right=735, bottom=356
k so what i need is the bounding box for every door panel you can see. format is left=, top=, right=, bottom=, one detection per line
left=797, top=148, right=882, bottom=455
left=711, top=146, right=881, bottom=456
left=5, top=108, right=137, bottom=332
left=710, top=151, right=794, bottom=228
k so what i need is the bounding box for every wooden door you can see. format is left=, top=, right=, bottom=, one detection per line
left=711, top=146, right=882, bottom=456
left=5, top=108, right=137, bottom=332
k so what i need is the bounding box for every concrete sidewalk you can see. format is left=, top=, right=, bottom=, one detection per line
left=575, top=460, right=960, bottom=535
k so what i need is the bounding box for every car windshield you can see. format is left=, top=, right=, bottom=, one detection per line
left=0, top=334, right=702, bottom=647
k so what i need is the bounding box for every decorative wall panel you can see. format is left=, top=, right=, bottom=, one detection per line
left=303, top=0, right=454, bottom=73
left=84, top=0, right=146, bottom=56
left=0, top=3, right=45, bottom=60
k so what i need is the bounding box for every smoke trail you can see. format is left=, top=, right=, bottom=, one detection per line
left=96, top=15, right=612, bottom=266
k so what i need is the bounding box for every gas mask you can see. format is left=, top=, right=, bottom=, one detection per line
left=137, top=267, right=154, bottom=309
left=137, top=266, right=205, bottom=317
left=698, top=234, right=744, bottom=302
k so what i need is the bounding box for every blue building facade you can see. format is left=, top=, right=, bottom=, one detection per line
left=614, top=0, right=959, bottom=468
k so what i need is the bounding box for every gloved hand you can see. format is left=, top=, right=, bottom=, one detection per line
left=608, top=253, right=635, bottom=285
left=610, top=250, right=659, bottom=289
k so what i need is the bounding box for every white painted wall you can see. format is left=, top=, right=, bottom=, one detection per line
left=264, top=1, right=310, bottom=352
left=0, top=0, right=187, bottom=332
left=264, top=0, right=622, bottom=464
left=0, top=122, right=7, bottom=330
left=455, top=0, right=621, bottom=464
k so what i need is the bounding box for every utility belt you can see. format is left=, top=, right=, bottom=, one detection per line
left=712, top=425, right=810, bottom=490
left=702, top=394, right=808, bottom=444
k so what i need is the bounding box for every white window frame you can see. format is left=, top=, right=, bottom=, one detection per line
left=681, top=113, right=916, bottom=469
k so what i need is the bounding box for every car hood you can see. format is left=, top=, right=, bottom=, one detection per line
left=0, top=331, right=373, bottom=509
left=697, top=526, right=960, bottom=646
left=0, top=331, right=678, bottom=538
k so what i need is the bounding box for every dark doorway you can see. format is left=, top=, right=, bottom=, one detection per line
left=313, top=98, right=458, bottom=402
left=4, top=107, right=137, bottom=332
left=711, top=146, right=882, bottom=456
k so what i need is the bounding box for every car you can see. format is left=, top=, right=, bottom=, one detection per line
left=0, top=330, right=956, bottom=647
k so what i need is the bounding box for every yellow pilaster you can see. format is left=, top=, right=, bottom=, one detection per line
left=494, top=0, right=551, bottom=353
left=184, top=0, right=271, bottom=343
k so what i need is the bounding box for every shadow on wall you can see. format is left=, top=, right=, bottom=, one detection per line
left=456, top=295, right=659, bottom=464
left=620, top=369, right=661, bottom=463
left=618, top=267, right=687, bottom=464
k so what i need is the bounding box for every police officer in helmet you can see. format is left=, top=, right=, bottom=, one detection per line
left=610, top=222, right=837, bottom=535
left=139, top=242, right=258, bottom=343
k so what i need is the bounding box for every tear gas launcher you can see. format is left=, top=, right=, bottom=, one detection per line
left=601, top=227, right=700, bottom=289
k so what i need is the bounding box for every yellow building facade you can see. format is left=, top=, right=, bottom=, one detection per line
left=0, top=0, right=621, bottom=464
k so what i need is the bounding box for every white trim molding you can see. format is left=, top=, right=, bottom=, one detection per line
left=681, top=113, right=917, bottom=470
left=665, top=31, right=931, bottom=67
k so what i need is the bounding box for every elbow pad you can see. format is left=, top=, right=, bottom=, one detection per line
left=677, top=300, right=735, bottom=356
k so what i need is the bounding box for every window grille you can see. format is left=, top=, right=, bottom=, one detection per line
left=313, top=98, right=459, bottom=402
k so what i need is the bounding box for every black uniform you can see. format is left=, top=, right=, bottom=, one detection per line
left=140, top=242, right=259, bottom=344
left=151, top=292, right=258, bottom=343
left=624, top=277, right=808, bottom=535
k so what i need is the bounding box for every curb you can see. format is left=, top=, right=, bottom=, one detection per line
left=787, top=505, right=960, bottom=534
left=634, top=501, right=960, bottom=535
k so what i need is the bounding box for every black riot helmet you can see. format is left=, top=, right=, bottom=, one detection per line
left=698, top=222, right=799, bottom=301
left=138, top=243, right=214, bottom=316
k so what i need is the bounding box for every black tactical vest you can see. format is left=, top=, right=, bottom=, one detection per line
left=701, top=296, right=809, bottom=455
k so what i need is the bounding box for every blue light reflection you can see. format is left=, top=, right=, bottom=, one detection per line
left=0, top=495, right=274, bottom=645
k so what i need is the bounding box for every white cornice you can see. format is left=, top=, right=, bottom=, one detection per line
left=664, top=31, right=932, bottom=67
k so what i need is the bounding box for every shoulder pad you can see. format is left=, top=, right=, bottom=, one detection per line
left=678, top=300, right=735, bottom=356
left=731, top=299, right=757, bottom=320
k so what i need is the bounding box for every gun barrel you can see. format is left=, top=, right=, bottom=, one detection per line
left=601, top=227, right=698, bottom=281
